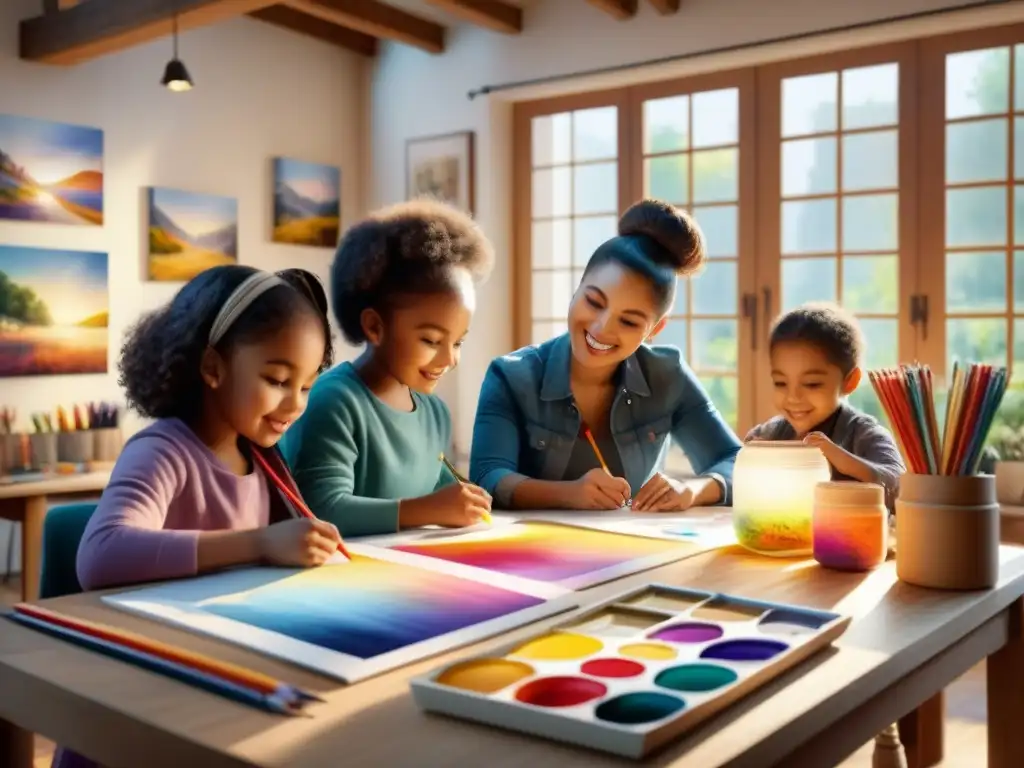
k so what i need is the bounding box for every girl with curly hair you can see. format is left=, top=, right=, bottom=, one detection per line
left=74, top=265, right=345, bottom=594
left=280, top=199, right=494, bottom=537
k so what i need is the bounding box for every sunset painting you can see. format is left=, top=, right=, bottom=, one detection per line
left=0, top=114, right=104, bottom=225
left=272, top=157, right=340, bottom=247
left=0, top=245, right=108, bottom=377
left=147, top=186, right=238, bottom=282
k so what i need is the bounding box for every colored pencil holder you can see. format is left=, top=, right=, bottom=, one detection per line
left=0, top=433, right=25, bottom=475
left=30, top=432, right=58, bottom=471
left=895, top=473, right=999, bottom=590
left=92, top=427, right=123, bottom=462
left=57, top=431, right=95, bottom=464
left=813, top=481, right=889, bottom=572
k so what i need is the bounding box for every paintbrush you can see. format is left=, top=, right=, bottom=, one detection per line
left=440, top=453, right=492, bottom=523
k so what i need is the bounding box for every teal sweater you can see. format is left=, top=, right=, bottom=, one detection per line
left=280, top=362, right=457, bottom=537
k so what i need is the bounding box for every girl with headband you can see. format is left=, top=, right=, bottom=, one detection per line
left=470, top=198, right=742, bottom=512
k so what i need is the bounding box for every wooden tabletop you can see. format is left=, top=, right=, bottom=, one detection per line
left=0, top=471, right=110, bottom=500
left=2, top=542, right=1023, bottom=768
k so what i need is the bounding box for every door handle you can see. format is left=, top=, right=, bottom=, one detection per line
left=741, top=292, right=758, bottom=350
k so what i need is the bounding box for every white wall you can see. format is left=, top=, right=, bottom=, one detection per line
left=0, top=0, right=369, bottom=574
left=370, top=0, right=1009, bottom=457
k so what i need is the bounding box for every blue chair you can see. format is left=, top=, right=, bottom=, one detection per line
left=38, top=502, right=97, bottom=599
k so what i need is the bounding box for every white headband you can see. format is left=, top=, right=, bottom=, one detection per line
left=208, top=271, right=287, bottom=347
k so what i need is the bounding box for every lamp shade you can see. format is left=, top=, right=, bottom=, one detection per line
left=161, top=58, right=193, bottom=91
left=732, top=441, right=831, bottom=556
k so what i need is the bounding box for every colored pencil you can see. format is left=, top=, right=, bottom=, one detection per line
left=868, top=362, right=1009, bottom=476
left=583, top=427, right=611, bottom=476
left=12, top=603, right=323, bottom=705
left=6, top=611, right=309, bottom=716
left=440, top=453, right=492, bottom=523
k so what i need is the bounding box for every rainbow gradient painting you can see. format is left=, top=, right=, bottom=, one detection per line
left=102, top=549, right=572, bottom=683
left=391, top=521, right=697, bottom=589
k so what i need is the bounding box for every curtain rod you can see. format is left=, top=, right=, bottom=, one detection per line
left=466, top=0, right=1011, bottom=100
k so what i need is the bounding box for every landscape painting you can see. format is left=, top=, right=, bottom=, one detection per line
left=147, top=186, right=238, bottom=282
left=0, top=245, right=108, bottom=377
left=272, top=157, right=341, bottom=247
left=0, top=114, right=104, bottom=225
left=405, top=131, right=474, bottom=214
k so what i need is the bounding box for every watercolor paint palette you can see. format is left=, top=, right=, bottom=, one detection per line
left=411, top=584, right=850, bottom=759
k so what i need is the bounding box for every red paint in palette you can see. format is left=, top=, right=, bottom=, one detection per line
left=515, top=676, right=607, bottom=707
left=581, top=658, right=645, bottom=678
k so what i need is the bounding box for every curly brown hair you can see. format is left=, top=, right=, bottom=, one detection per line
left=330, top=198, right=495, bottom=345
left=118, top=266, right=333, bottom=420
left=769, top=302, right=865, bottom=375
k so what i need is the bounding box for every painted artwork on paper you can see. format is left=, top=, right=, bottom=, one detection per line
left=391, top=521, right=697, bottom=590
left=0, top=114, right=103, bottom=225
left=0, top=245, right=108, bottom=377
left=147, top=187, right=238, bottom=282
left=103, top=549, right=570, bottom=683
left=272, top=157, right=340, bottom=247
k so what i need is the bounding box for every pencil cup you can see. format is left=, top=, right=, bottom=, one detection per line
left=92, top=427, right=123, bottom=462
left=57, top=431, right=95, bottom=464
left=1, top=434, right=18, bottom=475
left=895, top=473, right=999, bottom=590
left=30, top=432, right=58, bottom=471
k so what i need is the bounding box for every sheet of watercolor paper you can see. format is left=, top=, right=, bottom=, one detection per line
left=103, top=544, right=576, bottom=684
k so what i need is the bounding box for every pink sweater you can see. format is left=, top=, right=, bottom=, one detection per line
left=77, top=417, right=272, bottom=591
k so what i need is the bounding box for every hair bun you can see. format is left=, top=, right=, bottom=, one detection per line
left=618, top=198, right=706, bottom=275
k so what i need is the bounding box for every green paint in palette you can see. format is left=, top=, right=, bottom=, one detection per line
left=655, top=663, right=738, bottom=693
left=595, top=691, right=685, bottom=725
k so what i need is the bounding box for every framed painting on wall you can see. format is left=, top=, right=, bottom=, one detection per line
left=405, top=131, right=475, bottom=214
left=146, top=186, right=238, bottom=282
left=0, top=114, right=103, bottom=226
left=272, top=157, right=341, bottom=247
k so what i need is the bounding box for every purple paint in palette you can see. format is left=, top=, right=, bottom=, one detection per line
left=648, top=622, right=724, bottom=643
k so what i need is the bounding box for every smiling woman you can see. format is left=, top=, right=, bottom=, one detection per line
left=470, top=199, right=742, bottom=513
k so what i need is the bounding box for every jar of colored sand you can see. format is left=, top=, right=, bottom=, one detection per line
left=732, top=441, right=831, bottom=557
left=812, top=481, right=888, bottom=571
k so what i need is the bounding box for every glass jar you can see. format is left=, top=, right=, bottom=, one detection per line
left=813, top=481, right=888, bottom=571
left=732, top=441, right=831, bottom=556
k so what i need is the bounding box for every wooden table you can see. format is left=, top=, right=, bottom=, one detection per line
left=0, top=472, right=110, bottom=602
left=1, top=539, right=1022, bottom=768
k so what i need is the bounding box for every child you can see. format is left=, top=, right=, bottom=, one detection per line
left=55, top=266, right=344, bottom=768
left=745, top=302, right=905, bottom=510
left=280, top=199, right=495, bottom=537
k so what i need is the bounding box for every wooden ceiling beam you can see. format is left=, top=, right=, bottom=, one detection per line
left=42, top=0, right=80, bottom=13
left=585, top=0, right=637, bottom=20
left=21, top=0, right=278, bottom=65
left=424, top=0, right=521, bottom=34
left=249, top=4, right=377, bottom=56
left=282, top=0, right=444, bottom=53
left=647, top=0, right=679, bottom=13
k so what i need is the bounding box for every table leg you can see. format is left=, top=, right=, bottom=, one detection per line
left=20, top=496, right=45, bottom=603
left=898, top=691, right=944, bottom=768
left=988, top=597, right=1024, bottom=767
left=0, top=716, right=34, bottom=768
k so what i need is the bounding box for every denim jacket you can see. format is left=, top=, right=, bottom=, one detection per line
left=469, top=333, right=742, bottom=508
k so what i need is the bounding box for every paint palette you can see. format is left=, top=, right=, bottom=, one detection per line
left=411, top=584, right=850, bottom=759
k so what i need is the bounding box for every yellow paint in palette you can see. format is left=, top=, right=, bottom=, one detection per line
left=437, top=659, right=534, bottom=693
left=618, top=642, right=677, bottom=661
left=510, top=632, right=603, bottom=661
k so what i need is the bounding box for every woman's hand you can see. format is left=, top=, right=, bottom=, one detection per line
left=632, top=472, right=695, bottom=512
left=569, top=468, right=631, bottom=510
left=258, top=518, right=343, bottom=567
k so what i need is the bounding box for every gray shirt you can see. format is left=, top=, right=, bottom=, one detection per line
left=744, top=403, right=905, bottom=511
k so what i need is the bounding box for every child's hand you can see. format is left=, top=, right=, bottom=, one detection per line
left=428, top=481, right=493, bottom=527
left=632, top=472, right=695, bottom=512
left=803, top=431, right=839, bottom=460
left=569, top=468, right=631, bottom=510
left=259, top=518, right=342, bottom=567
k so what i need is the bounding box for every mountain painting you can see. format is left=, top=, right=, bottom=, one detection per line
left=0, top=114, right=104, bottom=226
left=272, top=157, right=340, bottom=247
left=147, top=187, right=238, bottom=282
left=0, top=245, right=108, bottom=377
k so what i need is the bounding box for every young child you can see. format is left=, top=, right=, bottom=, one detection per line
left=745, top=302, right=905, bottom=510
left=280, top=199, right=495, bottom=537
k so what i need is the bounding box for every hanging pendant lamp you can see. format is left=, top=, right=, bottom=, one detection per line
left=161, top=13, right=193, bottom=92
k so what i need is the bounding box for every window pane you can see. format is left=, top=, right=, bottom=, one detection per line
left=532, top=113, right=571, bottom=166
left=1015, top=251, right=1024, bottom=311
left=842, top=131, right=897, bottom=191
left=644, top=95, right=689, bottom=154
left=860, top=318, right=899, bottom=370
left=782, top=72, right=838, bottom=137
left=573, top=216, right=616, bottom=268
left=692, top=205, right=737, bottom=258
left=782, top=257, right=836, bottom=310
left=691, top=319, right=738, bottom=371
left=842, top=255, right=898, bottom=313
left=843, top=194, right=898, bottom=252
left=532, top=219, right=571, bottom=269
left=671, top=277, right=688, bottom=316
left=945, top=47, right=1010, bottom=119
left=645, top=154, right=688, bottom=204
left=532, top=167, right=571, bottom=217
left=1016, top=185, right=1024, bottom=245
left=692, top=88, right=739, bottom=147
left=573, top=107, right=617, bottom=162
left=842, top=63, right=898, bottom=130
left=658, top=319, right=688, bottom=355
left=1015, top=318, right=1024, bottom=380
left=691, top=260, right=737, bottom=315
left=946, top=251, right=1007, bottom=312
left=573, top=162, right=617, bottom=214
left=946, top=187, right=1007, bottom=247
left=946, top=118, right=1008, bottom=184
left=1016, top=118, right=1024, bottom=180
left=782, top=137, right=837, bottom=196
left=692, top=148, right=738, bottom=203
left=700, top=376, right=738, bottom=427
left=782, top=199, right=837, bottom=254
left=532, top=270, right=573, bottom=319
left=532, top=321, right=567, bottom=345
left=947, top=317, right=1007, bottom=366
